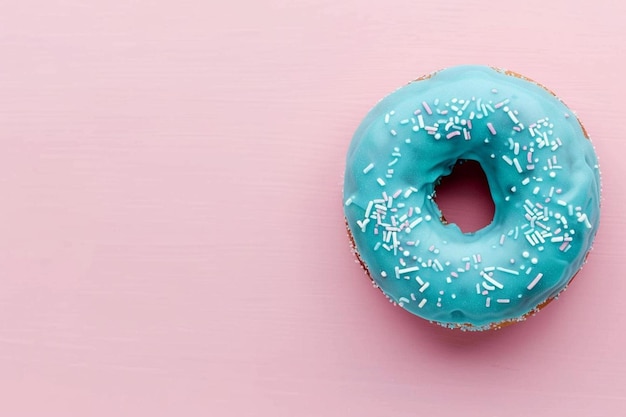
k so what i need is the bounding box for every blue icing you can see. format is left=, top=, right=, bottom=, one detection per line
left=343, top=66, right=601, bottom=330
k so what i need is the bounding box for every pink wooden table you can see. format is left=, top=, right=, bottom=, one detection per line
left=1, top=0, right=624, bottom=415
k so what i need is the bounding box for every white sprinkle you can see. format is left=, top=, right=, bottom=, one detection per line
left=377, top=178, right=386, bottom=186
left=418, top=114, right=425, bottom=128
left=578, top=213, right=592, bottom=228
left=527, top=273, right=544, bottom=290
left=502, top=155, right=513, bottom=165
left=534, top=230, right=545, bottom=244
left=480, top=271, right=504, bottom=289
left=397, top=266, right=419, bottom=275
left=384, top=113, right=390, bottom=124
left=433, top=259, right=443, bottom=271
left=525, top=234, right=538, bottom=246
left=344, top=197, right=353, bottom=206
left=419, top=282, right=430, bottom=292
left=557, top=199, right=567, bottom=206
left=507, top=137, right=514, bottom=149
left=507, top=110, right=519, bottom=124
left=390, top=129, right=397, bottom=136
left=524, top=199, right=534, bottom=210
left=418, top=298, right=427, bottom=308
left=521, top=177, right=530, bottom=185
left=513, top=158, right=523, bottom=173
left=357, top=218, right=370, bottom=232
left=486, top=297, right=491, bottom=307
left=496, top=267, right=519, bottom=275
left=496, top=299, right=510, bottom=304
left=408, top=217, right=423, bottom=229
left=482, top=282, right=495, bottom=291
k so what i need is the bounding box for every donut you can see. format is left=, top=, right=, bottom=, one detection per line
left=343, top=65, right=601, bottom=331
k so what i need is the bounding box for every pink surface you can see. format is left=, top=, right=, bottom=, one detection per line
left=0, top=0, right=624, bottom=415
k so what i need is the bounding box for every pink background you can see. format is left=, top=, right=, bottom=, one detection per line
left=0, top=0, right=624, bottom=415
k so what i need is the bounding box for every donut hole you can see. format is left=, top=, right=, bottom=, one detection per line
left=433, top=160, right=495, bottom=234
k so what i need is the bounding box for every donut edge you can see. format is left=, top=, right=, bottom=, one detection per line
left=491, top=67, right=590, bottom=140
left=346, top=219, right=589, bottom=331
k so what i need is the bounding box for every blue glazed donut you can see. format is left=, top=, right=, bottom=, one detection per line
left=343, top=66, right=601, bottom=331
